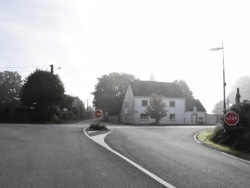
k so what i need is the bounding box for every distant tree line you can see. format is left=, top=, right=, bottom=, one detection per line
left=0, top=70, right=87, bottom=123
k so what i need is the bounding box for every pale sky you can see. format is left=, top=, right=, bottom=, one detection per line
left=1, top=0, right=250, bottom=113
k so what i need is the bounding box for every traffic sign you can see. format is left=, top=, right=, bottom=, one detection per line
left=94, top=109, right=103, bottom=118
left=224, top=111, right=239, bottom=126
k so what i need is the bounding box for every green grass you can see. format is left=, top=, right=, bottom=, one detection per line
left=197, top=129, right=250, bottom=161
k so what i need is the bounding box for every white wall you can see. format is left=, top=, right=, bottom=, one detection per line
left=206, top=114, right=217, bottom=125
left=120, top=84, right=135, bottom=124
left=161, top=98, right=186, bottom=124
left=185, top=111, right=206, bottom=124
left=133, top=97, right=186, bottom=124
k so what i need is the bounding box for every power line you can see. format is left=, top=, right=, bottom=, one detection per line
left=0, top=65, right=50, bottom=69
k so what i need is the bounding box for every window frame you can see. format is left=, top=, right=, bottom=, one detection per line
left=170, top=114, right=176, bottom=121
left=140, top=113, right=149, bottom=120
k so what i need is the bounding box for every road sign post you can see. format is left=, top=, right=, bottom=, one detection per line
left=224, top=111, right=239, bottom=126
left=94, top=109, right=103, bottom=118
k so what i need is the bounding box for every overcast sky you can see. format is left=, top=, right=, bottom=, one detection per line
left=1, top=0, right=250, bottom=113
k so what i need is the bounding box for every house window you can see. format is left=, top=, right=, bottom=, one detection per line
left=142, top=100, right=148, bottom=106
left=125, top=113, right=127, bottom=119
left=140, top=114, right=148, bottom=120
left=170, top=101, right=175, bottom=107
left=170, top=114, right=175, bottom=121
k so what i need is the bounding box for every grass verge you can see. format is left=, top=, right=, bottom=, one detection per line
left=197, top=129, right=250, bottom=161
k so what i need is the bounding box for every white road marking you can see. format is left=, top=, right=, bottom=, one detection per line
left=194, top=130, right=250, bottom=164
left=87, top=131, right=98, bottom=133
left=84, top=128, right=175, bottom=188
left=221, top=152, right=250, bottom=164
left=105, top=126, right=216, bottom=129
left=194, top=131, right=202, bottom=144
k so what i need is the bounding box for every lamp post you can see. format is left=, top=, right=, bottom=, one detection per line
left=210, top=43, right=226, bottom=112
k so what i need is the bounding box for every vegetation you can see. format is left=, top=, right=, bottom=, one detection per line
left=0, top=69, right=87, bottom=123
left=173, top=79, right=194, bottom=99
left=197, top=129, right=250, bottom=160
left=228, top=76, right=250, bottom=104
left=212, top=100, right=224, bottom=114
left=210, top=101, right=250, bottom=153
left=20, top=70, right=65, bottom=122
left=145, top=93, right=167, bottom=125
left=0, top=71, right=22, bottom=119
left=60, top=95, right=86, bottom=120
left=89, top=122, right=108, bottom=130
left=92, top=72, right=137, bottom=116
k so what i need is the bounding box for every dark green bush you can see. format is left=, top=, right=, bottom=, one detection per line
left=211, top=101, right=250, bottom=152
left=230, top=101, right=250, bottom=130
left=59, top=111, right=75, bottom=121
left=89, top=123, right=107, bottom=130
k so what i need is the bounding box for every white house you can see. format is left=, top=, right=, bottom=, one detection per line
left=120, top=80, right=216, bottom=125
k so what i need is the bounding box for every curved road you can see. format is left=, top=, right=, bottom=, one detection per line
left=105, top=125, right=250, bottom=188
left=0, top=122, right=249, bottom=187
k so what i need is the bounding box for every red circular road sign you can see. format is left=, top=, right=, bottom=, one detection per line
left=224, top=111, right=239, bottom=126
left=94, top=109, right=103, bottom=118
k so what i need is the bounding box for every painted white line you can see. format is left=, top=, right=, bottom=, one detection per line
left=194, top=130, right=250, bottom=164
left=221, top=152, right=250, bottom=164
left=84, top=128, right=175, bottom=188
left=106, top=126, right=216, bottom=129
left=194, top=131, right=202, bottom=144
left=87, top=131, right=98, bottom=133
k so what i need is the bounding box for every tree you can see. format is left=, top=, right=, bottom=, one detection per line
left=0, top=71, right=22, bottom=117
left=72, top=96, right=86, bottom=119
left=145, top=93, right=168, bottom=125
left=173, top=79, right=194, bottom=99
left=228, top=76, right=250, bottom=104
left=92, top=72, right=137, bottom=116
left=212, top=100, right=224, bottom=114
left=20, top=70, right=65, bottom=122
left=60, top=94, right=74, bottom=111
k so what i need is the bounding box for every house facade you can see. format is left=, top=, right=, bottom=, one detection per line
left=120, top=80, right=215, bottom=125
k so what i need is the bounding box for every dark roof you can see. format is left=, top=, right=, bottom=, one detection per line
left=130, top=80, right=186, bottom=98
left=186, top=99, right=206, bottom=112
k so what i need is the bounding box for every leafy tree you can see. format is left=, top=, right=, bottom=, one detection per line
left=0, top=71, right=22, bottom=117
left=60, top=94, right=74, bottom=111
left=92, top=72, right=137, bottom=116
left=212, top=100, right=224, bottom=114
left=173, top=79, right=194, bottom=99
left=72, top=96, right=86, bottom=119
left=87, top=106, right=95, bottom=119
left=20, top=70, right=65, bottom=122
left=145, top=93, right=167, bottom=125
left=228, top=76, right=250, bottom=104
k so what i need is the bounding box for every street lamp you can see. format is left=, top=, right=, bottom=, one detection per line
left=210, top=42, right=226, bottom=112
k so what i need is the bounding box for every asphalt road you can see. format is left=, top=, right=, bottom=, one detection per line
left=0, top=122, right=164, bottom=188
left=1, top=122, right=249, bottom=188
left=105, top=125, right=250, bottom=188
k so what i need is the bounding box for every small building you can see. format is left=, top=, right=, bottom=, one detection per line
left=120, top=80, right=215, bottom=125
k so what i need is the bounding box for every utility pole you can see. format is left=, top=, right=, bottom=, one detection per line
left=50, top=64, right=54, bottom=74
left=86, top=99, right=88, bottom=119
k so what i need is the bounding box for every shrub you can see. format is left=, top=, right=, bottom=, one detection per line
left=59, top=111, right=75, bottom=121
left=230, top=101, right=250, bottom=131
left=89, top=123, right=108, bottom=130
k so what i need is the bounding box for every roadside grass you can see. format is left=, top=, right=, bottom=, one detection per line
left=197, top=129, right=250, bottom=161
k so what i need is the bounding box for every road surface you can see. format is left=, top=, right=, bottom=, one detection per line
left=0, top=122, right=249, bottom=188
